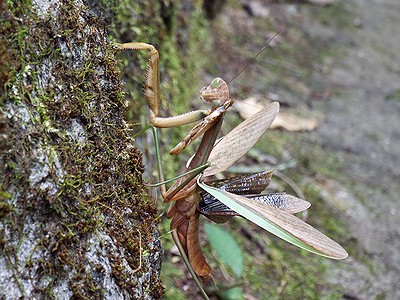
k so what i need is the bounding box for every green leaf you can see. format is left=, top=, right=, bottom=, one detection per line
left=204, top=223, right=243, bottom=277
left=218, top=287, right=244, bottom=300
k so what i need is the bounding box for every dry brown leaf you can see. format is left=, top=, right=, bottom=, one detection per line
left=271, top=112, right=319, bottom=131
left=235, top=96, right=264, bottom=120
left=235, top=97, right=319, bottom=131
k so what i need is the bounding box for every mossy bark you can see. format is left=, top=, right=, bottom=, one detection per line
left=0, top=0, right=196, bottom=298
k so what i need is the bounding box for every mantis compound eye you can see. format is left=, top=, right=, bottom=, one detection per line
left=210, top=77, right=223, bottom=88
left=200, top=77, right=229, bottom=106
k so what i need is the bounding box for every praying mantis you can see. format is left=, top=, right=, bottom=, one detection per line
left=116, top=41, right=348, bottom=295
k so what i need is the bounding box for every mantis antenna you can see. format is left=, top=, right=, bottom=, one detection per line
left=227, top=30, right=281, bottom=85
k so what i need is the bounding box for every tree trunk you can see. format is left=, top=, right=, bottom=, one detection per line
left=0, top=0, right=189, bottom=298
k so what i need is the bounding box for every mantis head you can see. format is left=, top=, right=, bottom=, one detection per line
left=200, top=77, right=230, bottom=107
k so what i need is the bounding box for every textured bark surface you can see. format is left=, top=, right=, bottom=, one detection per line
left=0, top=1, right=166, bottom=298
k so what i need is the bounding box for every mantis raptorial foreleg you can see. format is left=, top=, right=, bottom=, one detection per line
left=118, top=42, right=211, bottom=128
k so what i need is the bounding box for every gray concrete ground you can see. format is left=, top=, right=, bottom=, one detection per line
left=310, top=0, right=400, bottom=298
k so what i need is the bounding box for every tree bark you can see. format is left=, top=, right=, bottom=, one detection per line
left=0, top=1, right=180, bottom=298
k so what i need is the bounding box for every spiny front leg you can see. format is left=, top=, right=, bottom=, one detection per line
left=117, top=42, right=211, bottom=128
left=118, top=42, right=160, bottom=118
